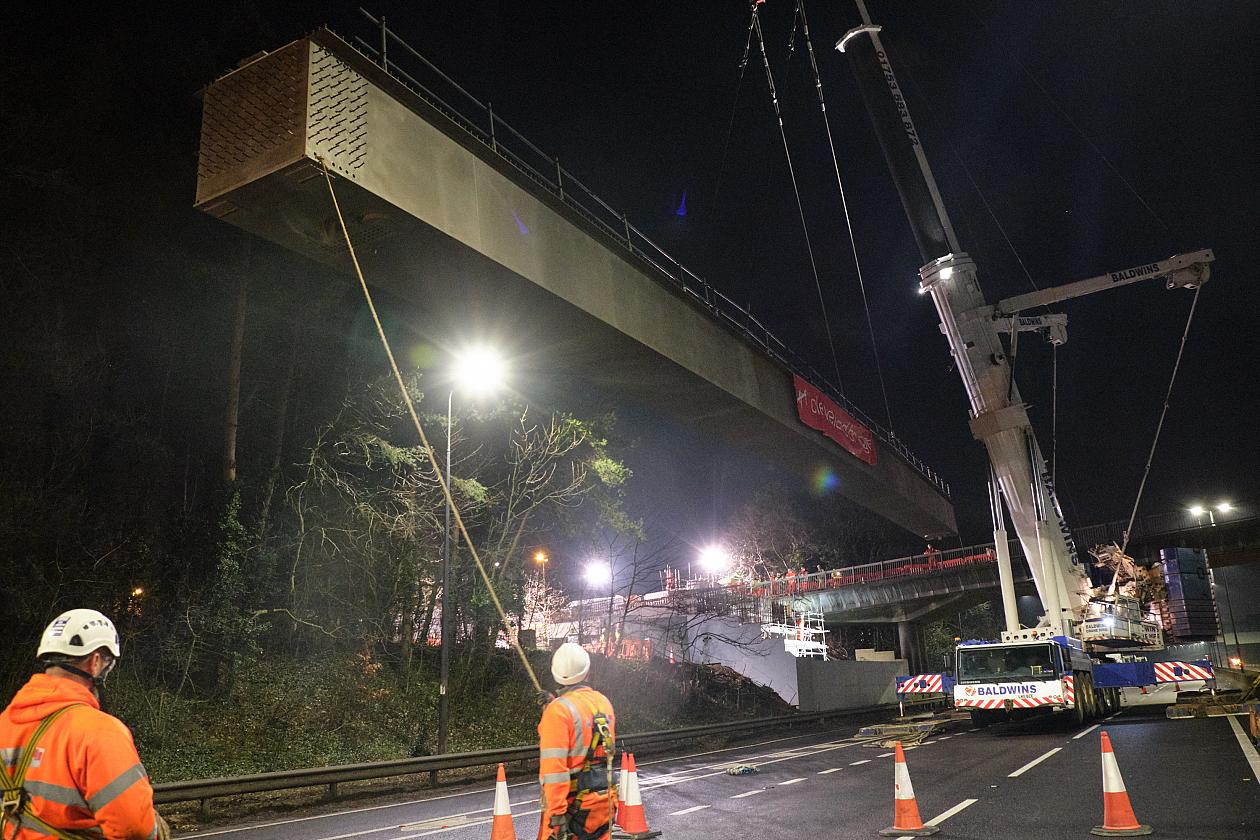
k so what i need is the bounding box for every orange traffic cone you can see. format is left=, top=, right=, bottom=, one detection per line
left=613, top=753, right=662, bottom=839
left=489, top=763, right=517, bottom=840
left=615, top=754, right=629, bottom=829
left=1091, top=731, right=1152, bottom=836
left=879, top=742, right=938, bottom=837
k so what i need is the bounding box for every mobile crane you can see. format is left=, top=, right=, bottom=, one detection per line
left=837, top=1, right=1215, bottom=725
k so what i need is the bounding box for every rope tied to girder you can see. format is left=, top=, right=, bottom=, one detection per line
left=317, top=158, right=543, bottom=693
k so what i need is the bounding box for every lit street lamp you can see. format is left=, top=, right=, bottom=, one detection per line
left=438, top=346, right=507, bottom=760
left=1189, top=501, right=1232, bottom=526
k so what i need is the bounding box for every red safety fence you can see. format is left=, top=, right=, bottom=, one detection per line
left=722, top=547, right=999, bottom=597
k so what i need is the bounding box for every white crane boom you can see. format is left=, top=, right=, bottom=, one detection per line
left=997, top=249, right=1213, bottom=315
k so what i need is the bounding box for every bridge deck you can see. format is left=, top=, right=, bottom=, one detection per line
left=194, top=28, right=955, bottom=537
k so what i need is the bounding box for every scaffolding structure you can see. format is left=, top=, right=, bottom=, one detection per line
left=762, top=610, right=829, bottom=659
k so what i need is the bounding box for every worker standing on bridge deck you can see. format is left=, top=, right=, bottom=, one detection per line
left=1, top=609, right=170, bottom=840
left=537, top=643, right=617, bottom=840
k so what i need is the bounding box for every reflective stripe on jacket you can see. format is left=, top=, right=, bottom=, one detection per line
left=536, top=685, right=615, bottom=840
left=1, top=674, right=158, bottom=840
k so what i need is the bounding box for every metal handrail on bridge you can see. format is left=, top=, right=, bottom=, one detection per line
left=151, top=699, right=932, bottom=805
left=346, top=10, right=949, bottom=497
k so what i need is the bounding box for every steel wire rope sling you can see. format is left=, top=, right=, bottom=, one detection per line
left=1120, top=284, right=1203, bottom=556
left=789, top=0, right=895, bottom=431
left=748, top=0, right=845, bottom=393
left=316, top=159, right=543, bottom=696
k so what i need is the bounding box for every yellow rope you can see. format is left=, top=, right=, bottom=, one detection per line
left=318, top=160, right=542, bottom=693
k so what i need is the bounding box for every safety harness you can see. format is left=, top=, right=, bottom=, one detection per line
left=547, top=691, right=616, bottom=840
left=1, top=705, right=99, bottom=840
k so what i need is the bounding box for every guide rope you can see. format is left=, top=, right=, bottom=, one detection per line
left=318, top=158, right=543, bottom=693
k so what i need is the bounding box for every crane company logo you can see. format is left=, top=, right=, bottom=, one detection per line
left=964, top=686, right=977, bottom=696
left=1110, top=263, right=1160, bottom=282
left=792, top=375, right=877, bottom=466
left=975, top=684, right=1039, bottom=697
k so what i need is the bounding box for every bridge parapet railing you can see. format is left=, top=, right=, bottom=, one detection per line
left=346, top=12, right=949, bottom=498
left=708, top=543, right=1022, bottom=599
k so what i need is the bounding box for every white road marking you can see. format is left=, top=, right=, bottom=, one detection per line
left=967, top=727, right=981, bottom=732
left=925, top=797, right=978, bottom=826
left=187, top=724, right=860, bottom=838
left=779, top=777, right=806, bottom=785
left=894, top=798, right=979, bottom=840
left=921, top=740, right=937, bottom=745
left=877, top=752, right=894, bottom=758
left=1008, top=747, right=1062, bottom=777
left=936, top=735, right=952, bottom=740
left=187, top=724, right=896, bottom=839
left=669, top=805, right=711, bottom=816
left=817, top=768, right=843, bottom=774
left=1227, top=716, right=1260, bottom=784
left=1073, top=723, right=1101, bottom=740
left=849, top=759, right=872, bottom=766
left=730, top=789, right=764, bottom=798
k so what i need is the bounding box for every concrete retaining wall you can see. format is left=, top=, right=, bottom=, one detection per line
left=795, top=659, right=908, bottom=711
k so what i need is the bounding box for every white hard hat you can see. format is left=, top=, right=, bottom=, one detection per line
left=37, top=609, right=121, bottom=660
left=551, top=642, right=591, bottom=686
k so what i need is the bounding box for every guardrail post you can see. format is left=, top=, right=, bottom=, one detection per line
left=328, top=781, right=339, bottom=800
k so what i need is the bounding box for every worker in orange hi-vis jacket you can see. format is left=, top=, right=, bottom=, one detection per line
left=536, top=643, right=617, bottom=840
left=1, top=609, right=170, bottom=840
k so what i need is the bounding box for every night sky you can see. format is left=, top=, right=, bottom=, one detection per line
left=9, top=1, right=1258, bottom=549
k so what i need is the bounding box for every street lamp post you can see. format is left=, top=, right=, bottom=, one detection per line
left=534, top=550, right=549, bottom=649
left=437, top=347, right=506, bottom=760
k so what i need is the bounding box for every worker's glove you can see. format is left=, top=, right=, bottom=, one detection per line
left=536, top=689, right=556, bottom=707
left=546, top=814, right=572, bottom=840
left=154, top=814, right=173, bottom=840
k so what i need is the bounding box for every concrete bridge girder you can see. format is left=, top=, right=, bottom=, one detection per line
left=193, top=31, right=957, bottom=539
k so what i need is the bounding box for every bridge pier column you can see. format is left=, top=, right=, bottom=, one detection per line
left=898, top=620, right=920, bottom=674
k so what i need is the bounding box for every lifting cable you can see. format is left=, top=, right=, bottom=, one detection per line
left=749, top=2, right=845, bottom=393
left=706, top=13, right=758, bottom=251
left=1121, top=284, right=1203, bottom=555
left=790, top=0, right=894, bottom=432
left=318, top=159, right=543, bottom=694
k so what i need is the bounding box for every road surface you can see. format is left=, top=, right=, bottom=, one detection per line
left=180, top=707, right=1260, bottom=840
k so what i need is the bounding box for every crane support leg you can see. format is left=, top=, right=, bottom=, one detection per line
left=993, top=528, right=1020, bottom=634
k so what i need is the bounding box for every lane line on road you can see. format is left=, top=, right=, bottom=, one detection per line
left=877, top=752, right=894, bottom=758
left=1008, top=747, right=1062, bottom=777
left=730, top=789, right=764, bottom=798
left=849, top=759, right=872, bottom=766
left=1227, top=716, right=1260, bottom=784
left=936, top=735, right=952, bottom=740
left=1073, top=723, right=1101, bottom=740
left=895, top=798, right=979, bottom=840
left=817, top=768, right=843, bottom=774
left=780, top=777, right=806, bottom=785
left=191, top=728, right=894, bottom=840
left=668, top=805, right=711, bottom=816
left=186, top=725, right=863, bottom=839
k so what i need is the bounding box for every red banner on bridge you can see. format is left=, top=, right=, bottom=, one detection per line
left=792, top=374, right=876, bottom=465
